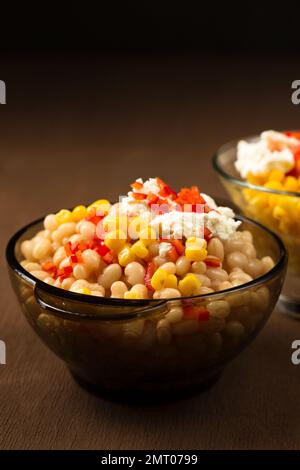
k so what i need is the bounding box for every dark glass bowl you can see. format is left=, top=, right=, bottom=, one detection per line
left=213, top=136, right=300, bottom=318
left=6, top=212, right=287, bottom=402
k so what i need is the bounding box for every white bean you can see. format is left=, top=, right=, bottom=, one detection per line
left=160, top=262, right=176, bottom=274
left=79, top=221, right=96, bottom=241
left=207, top=237, right=224, bottom=261
left=30, top=270, right=48, bottom=281
left=176, top=256, right=191, bottom=276
left=124, top=262, right=145, bottom=285
left=98, top=264, right=122, bottom=289
left=21, top=240, right=34, bottom=260
left=191, top=261, right=206, bottom=274
left=44, top=214, right=58, bottom=232
left=111, top=281, right=128, bottom=298
left=73, top=264, right=90, bottom=280
left=153, top=288, right=181, bottom=299
left=82, top=249, right=101, bottom=272
left=207, top=300, right=230, bottom=319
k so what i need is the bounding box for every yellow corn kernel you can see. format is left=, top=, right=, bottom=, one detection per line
left=248, top=194, right=268, bottom=209
left=103, top=215, right=128, bottom=232
left=138, top=227, right=157, bottom=246
left=247, top=172, right=267, bottom=185
left=88, top=199, right=111, bottom=215
left=124, top=291, right=141, bottom=300
left=178, top=273, right=201, bottom=296
left=268, top=170, right=285, bottom=183
left=118, top=244, right=136, bottom=266
left=56, top=209, right=73, bottom=225
left=186, top=237, right=207, bottom=249
left=185, top=246, right=208, bottom=262
left=151, top=268, right=168, bottom=290
left=284, top=176, right=299, bottom=192
left=130, top=240, right=149, bottom=258
left=77, top=287, right=91, bottom=295
left=264, top=181, right=283, bottom=191
left=273, top=205, right=287, bottom=221
left=72, top=205, right=88, bottom=221
left=104, top=229, right=127, bottom=251
left=164, top=274, right=178, bottom=289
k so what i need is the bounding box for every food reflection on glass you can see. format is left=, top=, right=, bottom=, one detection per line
left=214, top=130, right=300, bottom=317
left=6, top=177, right=286, bottom=400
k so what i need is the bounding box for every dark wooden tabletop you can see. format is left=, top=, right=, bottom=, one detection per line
left=1, top=57, right=300, bottom=450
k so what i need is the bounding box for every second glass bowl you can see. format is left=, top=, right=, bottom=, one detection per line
left=213, top=135, right=299, bottom=317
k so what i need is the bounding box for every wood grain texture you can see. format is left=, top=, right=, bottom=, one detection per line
left=1, top=57, right=300, bottom=450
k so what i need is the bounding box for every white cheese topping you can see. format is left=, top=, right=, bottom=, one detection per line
left=112, top=184, right=240, bottom=241
left=150, top=202, right=240, bottom=240
left=235, top=130, right=297, bottom=178
left=130, top=178, right=161, bottom=197
left=159, top=242, right=172, bottom=257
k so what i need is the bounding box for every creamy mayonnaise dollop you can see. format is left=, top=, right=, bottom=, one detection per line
left=235, top=130, right=297, bottom=178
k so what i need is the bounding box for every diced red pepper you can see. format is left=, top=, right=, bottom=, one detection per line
left=131, top=180, right=144, bottom=190
left=95, top=244, right=110, bottom=257
left=205, top=255, right=221, bottom=267
left=42, top=261, right=56, bottom=272
left=88, top=215, right=103, bottom=225
left=175, top=186, right=206, bottom=207
left=65, top=241, right=72, bottom=257
left=42, top=261, right=57, bottom=278
left=57, top=265, right=73, bottom=281
left=102, top=251, right=115, bottom=264
left=156, top=177, right=177, bottom=200
left=76, top=250, right=83, bottom=263
left=132, top=192, right=147, bottom=200
left=167, top=246, right=179, bottom=263
left=144, top=261, right=156, bottom=291
left=284, top=131, right=300, bottom=140
left=183, top=305, right=210, bottom=322
left=147, top=192, right=159, bottom=206
left=203, top=227, right=212, bottom=241
left=171, top=239, right=185, bottom=256
left=70, top=254, right=78, bottom=264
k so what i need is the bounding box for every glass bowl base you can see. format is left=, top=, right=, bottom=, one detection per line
left=70, top=369, right=223, bottom=404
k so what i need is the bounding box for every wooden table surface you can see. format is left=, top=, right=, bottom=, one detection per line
left=1, top=57, right=300, bottom=450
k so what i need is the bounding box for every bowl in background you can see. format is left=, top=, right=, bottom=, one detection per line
left=213, top=135, right=300, bottom=317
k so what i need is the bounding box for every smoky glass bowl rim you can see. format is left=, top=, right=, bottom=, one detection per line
left=213, top=134, right=300, bottom=198
left=6, top=212, right=287, bottom=319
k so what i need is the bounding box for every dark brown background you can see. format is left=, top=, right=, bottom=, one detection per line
left=1, top=56, right=300, bottom=449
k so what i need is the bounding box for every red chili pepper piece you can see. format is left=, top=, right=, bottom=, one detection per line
left=167, top=246, right=179, bottom=263
left=147, top=192, right=159, bottom=206
left=175, top=186, right=206, bottom=207
left=70, top=254, right=78, bottom=264
left=183, top=305, right=210, bottom=322
left=144, top=261, right=156, bottom=291
left=205, top=255, right=221, bottom=267
left=132, top=192, right=147, bottom=200
left=102, top=251, right=115, bottom=264
left=156, top=177, right=177, bottom=200
left=42, top=261, right=56, bottom=272
left=65, top=241, right=72, bottom=257
left=171, top=239, right=185, bottom=256
left=203, top=227, right=212, bottom=241
left=131, top=180, right=144, bottom=190
left=95, top=244, right=110, bottom=257
left=284, top=131, right=300, bottom=140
